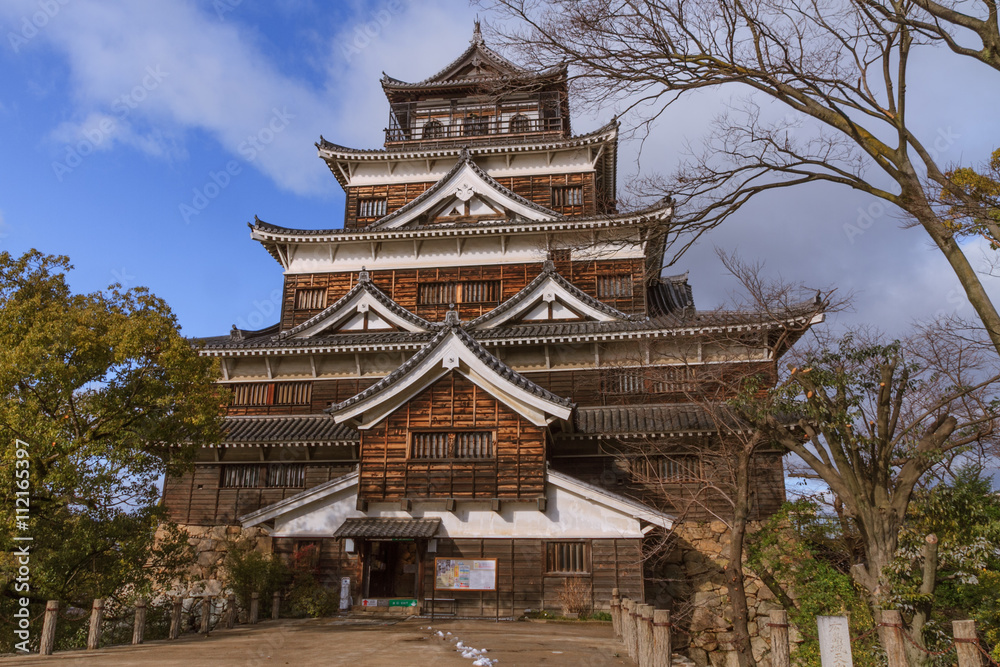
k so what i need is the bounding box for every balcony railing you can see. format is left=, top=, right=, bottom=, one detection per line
left=385, top=115, right=566, bottom=147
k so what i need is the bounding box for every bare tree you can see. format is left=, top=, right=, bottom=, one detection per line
left=739, top=319, right=1000, bottom=656
left=479, top=0, right=1000, bottom=355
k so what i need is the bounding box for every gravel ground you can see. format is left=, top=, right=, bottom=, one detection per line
left=1, top=617, right=636, bottom=666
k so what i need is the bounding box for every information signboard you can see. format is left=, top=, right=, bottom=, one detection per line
left=434, top=558, right=497, bottom=592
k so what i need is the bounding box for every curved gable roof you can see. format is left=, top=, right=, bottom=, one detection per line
left=275, top=270, right=440, bottom=340
left=369, top=148, right=561, bottom=229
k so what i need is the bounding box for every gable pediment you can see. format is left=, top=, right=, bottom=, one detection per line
left=371, top=153, right=560, bottom=229
left=328, top=325, right=573, bottom=429
left=470, top=265, right=634, bottom=330
left=276, top=275, right=437, bottom=340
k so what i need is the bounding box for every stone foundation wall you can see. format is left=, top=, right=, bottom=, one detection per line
left=154, top=523, right=272, bottom=595
left=647, top=521, right=801, bottom=667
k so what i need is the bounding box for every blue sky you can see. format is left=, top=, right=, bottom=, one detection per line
left=1, top=0, right=999, bottom=341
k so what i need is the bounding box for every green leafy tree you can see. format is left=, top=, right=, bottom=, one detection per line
left=0, top=250, right=223, bottom=650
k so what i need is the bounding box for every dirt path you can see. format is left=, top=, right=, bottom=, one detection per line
left=1, top=617, right=634, bottom=666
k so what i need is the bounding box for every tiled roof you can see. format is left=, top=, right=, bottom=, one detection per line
left=275, top=272, right=440, bottom=340
left=332, top=517, right=441, bottom=539
left=572, top=405, right=727, bottom=435
left=202, top=330, right=433, bottom=351
left=221, top=415, right=359, bottom=445
left=328, top=322, right=574, bottom=416
left=468, top=262, right=636, bottom=329
left=648, top=273, right=695, bottom=317
left=368, top=148, right=561, bottom=229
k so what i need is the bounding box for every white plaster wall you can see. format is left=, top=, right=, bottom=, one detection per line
left=270, top=482, right=645, bottom=539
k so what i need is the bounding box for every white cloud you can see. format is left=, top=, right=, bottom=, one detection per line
left=1, top=0, right=480, bottom=195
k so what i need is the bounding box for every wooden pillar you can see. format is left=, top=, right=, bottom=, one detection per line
left=879, top=610, right=908, bottom=667
left=638, top=604, right=654, bottom=667
left=169, top=598, right=182, bottom=639
left=226, top=594, right=237, bottom=629
left=653, top=609, right=672, bottom=667
left=769, top=610, right=790, bottom=667
left=611, top=588, right=622, bottom=639
left=200, top=597, right=212, bottom=634
left=249, top=592, right=259, bottom=625
left=271, top=591, right=281, bottom=620
left=86, top=598, right=104, bottom=650
left=624, top=599, right=638, bottom=662
left=132, top=599, right=147, bottom=645
left=39, top=600, right=58, bottom=656
left=954, top=620, right=983, bottom=667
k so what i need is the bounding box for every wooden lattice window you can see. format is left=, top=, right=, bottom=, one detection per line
left=295, top=288, right=326, bottom=310
left=508, top=114, right=530, bottom=133
left=651, top=366, right=694, bottom=393
left=548, top=248, right=572, bottom=262
left=551, top=185, right=583, bottom=208
left=546, top=542, right=589, bottom=574
left=357, top=197, right=387, bottom=218
left=417, top=280, right=500, bottom=305
left=603, top=371, right=645, bottom=394
left=659, top=456, right=702, bottom=482
left=411, top=431, right=494, bottom=459
left=231, top=383, right=270, bottom=406
left=423, top=120, right=444, bottom=139
left=597, top=274, right=633, bottom=299
left=221, top=464, right=306, bottom=489
left=273, top=382, right=312, bottom=406
left=266, top=463, right=306, bottom=488
left=221, top=465, right=259, bottom=488
left=463, top=114, right=488, bottom=136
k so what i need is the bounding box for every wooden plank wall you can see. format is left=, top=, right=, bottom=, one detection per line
left=163, top=463, right=356, bottom=526
left=342, top=172, right=599, bottom=229
left=272, top=537, right=361, bottom=593
left=282, top=259, right=647, bottom=329
left=359, top=373, right=546, bottom=501
left=549, top=450, right=787, bottom=520
left=421, top=538, right=643, bottom=617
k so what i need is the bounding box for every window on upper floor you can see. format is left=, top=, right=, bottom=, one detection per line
left=597, top=274, right=634, bottom=299
left=295, top=288, right=327, bottom=311
left=220, top=463, right=306, bottom=489
left=547, top=248, right=572, bottom=262
left=357, top=197, right=387, bottom=219
left=508, top=114, right=531, bottom=133
left=658, top=455, right=702, bottom=483
left=423, top=119, right=444, bottom=139
left=230, top=382, right=312, bottom=407
left=417, top=280, right=501, bottom=305
left=411, top=431, right=494, bottom=460
left=551, top=185, right=584, bottom=208
left=545, top=542, right=589, bottom=574
left=463, top=113, right=489, bottom=136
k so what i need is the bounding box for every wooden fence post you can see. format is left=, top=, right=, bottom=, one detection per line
left=653, top=609, right=672, bottom=667
left=226, top=594, right=237, bottom=629
left=132, top=599, right=146, bottom=645
left=200, top=597, right=212, bottom=634
left=627, top=599, right=639, bottom=662
left=169, top=598, right=182, bottom=639
left=611, top=588, right=622, bottom=639
left=769, top=610, right=790, bottom=667
left=638, top=604, right=654, bottom=667
left=954, top=620, right=984, bottom=667
left=249, top=592, right=259, bottom=625
left=879, top=610, right=908, bottom=667
left=271, top=591, right=281, bottom=620
left=86, top=598, right=104, bottom=650
left=622, top=599, right=635, bottom=661
left=39, top=600, right=58, bottom=656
